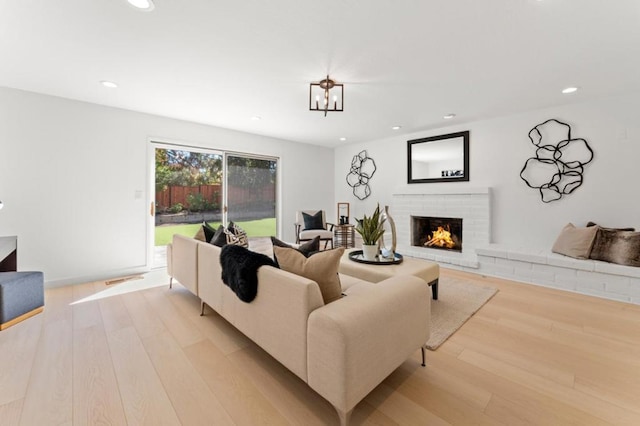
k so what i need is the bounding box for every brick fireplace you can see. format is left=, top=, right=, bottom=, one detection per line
left=391, top=187, right=490, bottom=268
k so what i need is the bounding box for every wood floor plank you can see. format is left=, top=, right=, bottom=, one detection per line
left=382, top=359, right=502, bottom=426
left=0, top=313, right=42, bottom=406
left=229, top=344, right=337, bottom=425
left=98, top=292, right=133, bottom=333
left=184, top=339, right=289, bottom=426
left=350, top=399, right=399, bottom=426
left=365, top=381, right=450, bottom=426
left=425, top=336, right=640, bottom=426
left=142, top=286, right=204, bottom=348
left=72, top=282, right=103, bottom=330
left=0, top=398, right=24, bottom=426
left=43, top=285, right=73, bottom=324
left=141, top=330, right=234, bottom=425
left=73, top=324, right=127, bottom=426
left=458, top=348, right=630, bottom=425
left=19, top=319, right=73, bottom=426
left=164, top=286, right=251, bottom=355
left=106, top=326, right=181, bottom=425
left=120, top=289, right=167, bottom=339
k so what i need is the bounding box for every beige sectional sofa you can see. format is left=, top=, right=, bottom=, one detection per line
left=167, top=234, right=430, bottom=425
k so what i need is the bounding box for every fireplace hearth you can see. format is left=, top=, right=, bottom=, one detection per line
left=411, top=216, right=463, bottom=252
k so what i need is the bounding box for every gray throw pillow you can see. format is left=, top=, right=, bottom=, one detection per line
left=302, top=211, right=324, bottom=230
left=589, top=229, right=640, bottom=267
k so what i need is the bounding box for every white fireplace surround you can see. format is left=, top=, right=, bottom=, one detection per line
left=391, top=187, right=490, bottom=268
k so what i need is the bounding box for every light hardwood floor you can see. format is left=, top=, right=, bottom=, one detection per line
left=1, top=268, right=640, bottom=425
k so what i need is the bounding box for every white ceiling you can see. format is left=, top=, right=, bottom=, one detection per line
left=1, top=0, right=639, bottom=147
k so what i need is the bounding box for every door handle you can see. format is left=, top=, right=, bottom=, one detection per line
left=150, top=202, right=155, bottom=216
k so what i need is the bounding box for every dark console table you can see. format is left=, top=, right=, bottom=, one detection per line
left=0, top=236, right=17, bottom=272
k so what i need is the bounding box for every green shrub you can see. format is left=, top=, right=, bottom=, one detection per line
left=186, top=193, right=205, bottom=212
left=169, top=203, right=184, bottom=214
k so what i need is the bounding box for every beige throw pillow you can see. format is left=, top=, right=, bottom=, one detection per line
left=193, top=226, right=207, bottom=242
left=551, top=223, right=599, bottom=259
left=273, top=246, right=345, bottom=304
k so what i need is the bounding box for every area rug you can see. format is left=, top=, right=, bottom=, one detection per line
left=426, top=277, right=498, bottom=350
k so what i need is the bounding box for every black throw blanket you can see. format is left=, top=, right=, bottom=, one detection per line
left=220, top=244, right=277, bottom=303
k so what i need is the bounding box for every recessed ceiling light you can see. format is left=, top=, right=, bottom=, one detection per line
left=251, top=116, right=262, bottom=121
left=391, top=126, right=402, bottom=130
left=339, top=137, right=347, bottom=141
left=126, top=0, right=155, bottom=11
left=100, top=80, right=118, bottom=88
left=562, top=86, right=579, bottom=94
left=443, top=113, right=456, bottom=119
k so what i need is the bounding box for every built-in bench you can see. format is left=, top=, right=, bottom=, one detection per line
left=475, top=244, right=640, bottom=304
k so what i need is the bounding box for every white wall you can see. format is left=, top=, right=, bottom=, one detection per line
left=0, top=87, right=334, bottom=285
left=335, top=93, right=640, bottom=250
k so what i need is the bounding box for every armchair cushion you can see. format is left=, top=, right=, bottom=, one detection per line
left=274, top=246, right=345, bottom=304
left=302, top=211, right=324, bottom=230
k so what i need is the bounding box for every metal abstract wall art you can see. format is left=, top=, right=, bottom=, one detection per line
left=346, top=150, right=377, bottom=200
left=520, top=119, right=594, bottom=203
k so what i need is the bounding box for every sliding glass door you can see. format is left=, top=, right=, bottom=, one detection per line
left=150, top=143, right=278, bottom=268
left=225, top=154, right=277, bottom=237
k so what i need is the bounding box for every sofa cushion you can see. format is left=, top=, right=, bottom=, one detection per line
left=273, top=246, right=345, bottom=304
left=589, top=229, right=640, bottom=267
left=551, top=223, right=599, bottom=259
left=220, top=244, right=277, bottom=302
left=270, top=236, right=320, bottom=267
left=302, top=211, right=324, bottom=230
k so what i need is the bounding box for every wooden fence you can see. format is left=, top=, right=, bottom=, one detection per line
left=156, top=184, right=274, bottom=210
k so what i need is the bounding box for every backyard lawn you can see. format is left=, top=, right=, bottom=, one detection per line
left=155, top=218, right=276, bottom=246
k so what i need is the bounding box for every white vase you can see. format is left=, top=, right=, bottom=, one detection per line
left=362, top=244, right=378, bottom=261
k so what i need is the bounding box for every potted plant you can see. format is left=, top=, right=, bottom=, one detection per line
left=355, top=204, right=386, bottom=260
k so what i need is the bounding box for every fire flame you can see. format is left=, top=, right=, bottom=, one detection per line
left=425, top=226, right=456, bottom=249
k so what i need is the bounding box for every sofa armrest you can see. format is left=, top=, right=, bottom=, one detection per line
left=166, top=243, right=173, bottom=277
left=169, top=234, right=199, bottom=296
left=307, top=275, right=430, bottom=414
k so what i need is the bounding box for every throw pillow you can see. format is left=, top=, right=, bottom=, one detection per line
left=193, top=226, right=206, bottom=242
left=210, top=225, right=227, bottom=247
left=273, top=246, right=345, bottom=304
left=551, top=223, right=599, bottom=259
left=220, top=244, right=277, bottom=303
left=586, top=221, right=635, bottom=232
left=302, top=211, right=324, bottom=230
left=224, top=222, right=249, bottom=248
left=202, top=221, right=218, bottom=242
left=271, top=235, right=320, bottom=255
left=589, top=229, right=640, bottom=267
